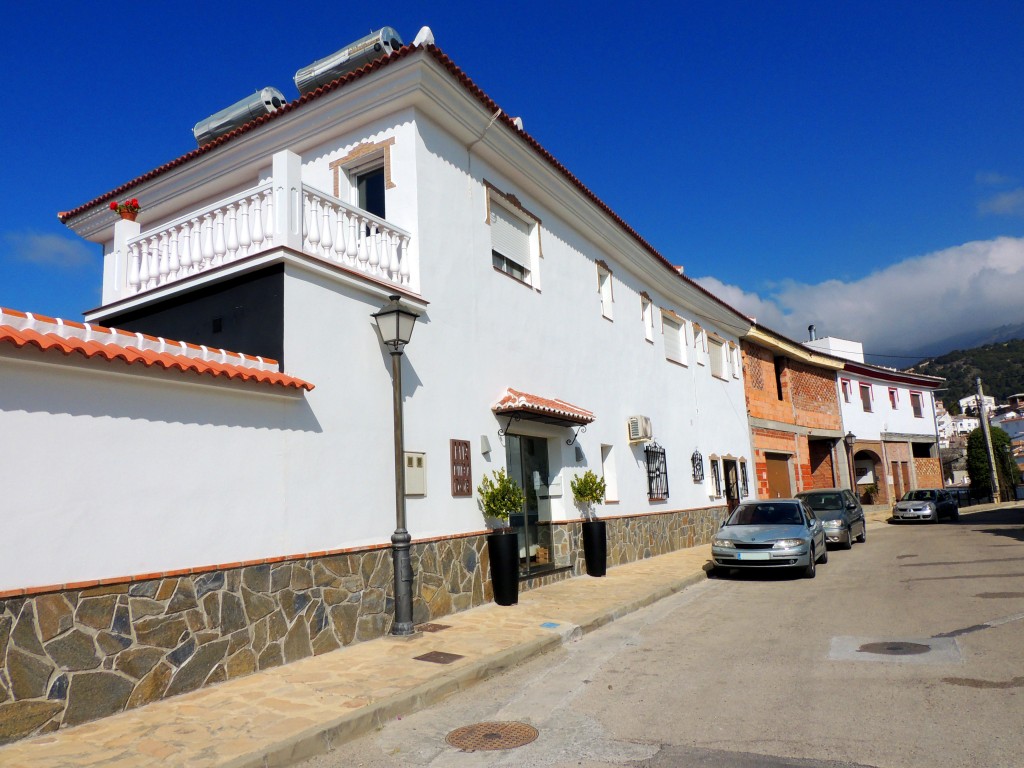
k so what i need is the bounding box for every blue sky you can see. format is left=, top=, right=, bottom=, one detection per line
left=3, top=2, right=1024, bottom=358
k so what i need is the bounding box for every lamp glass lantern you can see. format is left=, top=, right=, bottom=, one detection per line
left=373, top=294, right=419, bottom=351
left=844, top=432, right=856, bottom=450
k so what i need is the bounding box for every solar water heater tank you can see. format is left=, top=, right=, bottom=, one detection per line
left=192, top=87, right=286, bottom=146
left=293, top=27, right=403, bottom=95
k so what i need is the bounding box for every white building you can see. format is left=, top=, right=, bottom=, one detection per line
left=805, top=337, right=943, bottom=503
left=959, top=394, right=996, bottom=415
left=1, top=33, right=754, bottom=737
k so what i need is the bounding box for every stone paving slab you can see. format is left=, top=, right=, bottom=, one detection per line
left=1, top=505, right=1015, bottom=768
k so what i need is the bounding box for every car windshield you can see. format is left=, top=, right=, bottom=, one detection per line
left=727, top=503, right=803, bottom=526
left=902, top=490, right=937, bottom=501
left=800, top=493, right=843, bottom=511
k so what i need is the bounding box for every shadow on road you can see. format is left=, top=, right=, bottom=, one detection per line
left=963, top=507, right=1024, bottom=543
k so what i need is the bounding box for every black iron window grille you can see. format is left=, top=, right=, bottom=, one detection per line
left=691, top=450, right=704, bottom=482
left=645, top=443, right=669, bottom=501
left=711, top=459, right=722, bottom=497
left=740, top=461, right=750, bottom=497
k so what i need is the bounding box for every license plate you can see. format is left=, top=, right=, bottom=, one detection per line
left=737, top=552, right=770, bottom=561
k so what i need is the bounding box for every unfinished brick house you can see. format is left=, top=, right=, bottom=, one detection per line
left=741, top=324, right=849, bottom=499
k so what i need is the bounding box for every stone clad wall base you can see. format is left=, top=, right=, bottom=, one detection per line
left=0, top=506, right=724, bottom=744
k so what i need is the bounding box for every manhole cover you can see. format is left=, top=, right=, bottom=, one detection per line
left=414, top=651, right=464, bottom=665
left=858, top=641, right=931, bottom=656
left=416, top=623, right=452, bottom=633
left=446, top=721, right=539, bottom=751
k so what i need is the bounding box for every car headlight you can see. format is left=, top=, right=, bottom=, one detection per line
left=712, top=537, right=735, bottom=548
left=772, top=538, right=805, bottom=549
left=822, top=519, right=843, bottom=528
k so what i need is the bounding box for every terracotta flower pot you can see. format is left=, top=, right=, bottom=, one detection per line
left=120, top=211, right=138, bottom=222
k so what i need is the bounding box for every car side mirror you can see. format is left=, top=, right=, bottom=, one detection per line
left=719, top=520, right=727, bottom=529
left=846, top=502, right=857, bottom=510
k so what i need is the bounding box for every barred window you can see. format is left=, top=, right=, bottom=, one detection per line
left=711, top=459, right=722, bottom=498
left=740, top=461, right=750, bottom=497
left=645, top=443, right=669, bottom=501
left=691, top=450, right=705, bottom=482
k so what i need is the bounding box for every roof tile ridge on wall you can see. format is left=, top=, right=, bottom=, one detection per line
left=0, top=306, right=279, bottom=373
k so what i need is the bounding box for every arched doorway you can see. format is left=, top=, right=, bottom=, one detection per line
left=853, top=449, right=885, bottom=504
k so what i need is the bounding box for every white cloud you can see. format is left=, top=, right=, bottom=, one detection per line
left=3, top=231, right=95, bottom=269
left=979, top=188, right=1024, bottom=217
left=694, top=236, right=1024, bottom=355
left=975, top=171, right=1016, bottom=187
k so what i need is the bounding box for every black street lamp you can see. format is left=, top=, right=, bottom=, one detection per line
left=372, top=294, right=420, bottom=636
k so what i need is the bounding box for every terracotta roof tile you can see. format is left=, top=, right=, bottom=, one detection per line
left=0, top=308, right=313, bottom=392
left=493, top=387, right=595, bottom=424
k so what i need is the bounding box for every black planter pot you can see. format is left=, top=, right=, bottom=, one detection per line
left=487, top=531, right=519, bottom=605
left=581, top=519, right=607, bottom=577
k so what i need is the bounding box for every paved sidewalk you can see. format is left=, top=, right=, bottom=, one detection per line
left=1, top=502, right=1016, bottom=768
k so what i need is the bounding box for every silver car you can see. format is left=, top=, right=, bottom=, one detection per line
left=892, top=489, right=960, bottom=523
left=711, top=499, right=828, bottom=578
left=795, top=488, right=867, bottom=549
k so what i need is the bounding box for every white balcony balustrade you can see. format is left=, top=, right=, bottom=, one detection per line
left=108, top=152, right=413, bottom=305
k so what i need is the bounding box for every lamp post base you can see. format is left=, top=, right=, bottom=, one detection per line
left=391, top=528, right=415, bottom=636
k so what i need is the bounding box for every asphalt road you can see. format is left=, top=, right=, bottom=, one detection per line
left=298, top=507, right=1024, bottom=768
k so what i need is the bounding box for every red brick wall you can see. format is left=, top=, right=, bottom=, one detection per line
left=914, top=457, right=943, bottom=488
left=809, top=441, right=836, bottom=488
left=788, top=360, right=843, bottom=432
left=741, top=342, right=841, bottom=432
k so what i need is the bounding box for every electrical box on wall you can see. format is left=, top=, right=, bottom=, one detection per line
left=405, top=452, right=426, bottom=496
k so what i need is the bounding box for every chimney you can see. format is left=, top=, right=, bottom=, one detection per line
left=808, top=324, right=817, bottom=341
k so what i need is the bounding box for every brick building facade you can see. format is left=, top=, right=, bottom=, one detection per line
left=741, top=327, right=848, bottom=499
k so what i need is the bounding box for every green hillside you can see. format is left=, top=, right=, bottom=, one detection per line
left=907, top=339, right=1024, bottom=412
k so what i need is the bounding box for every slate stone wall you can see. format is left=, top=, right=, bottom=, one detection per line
left=0, top=506, right=723, bottom=744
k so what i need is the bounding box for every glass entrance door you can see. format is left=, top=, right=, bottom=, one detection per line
left=505, top=434, right=554, bottom=576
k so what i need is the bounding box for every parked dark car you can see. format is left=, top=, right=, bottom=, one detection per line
left=795, top=488, right=866, bottom=549
left=711, top=499, right=827, bottom=578
left=891, top=489, right=959, bottom=523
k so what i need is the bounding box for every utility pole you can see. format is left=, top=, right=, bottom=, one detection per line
left=976, top=377, right=1001, bottom=502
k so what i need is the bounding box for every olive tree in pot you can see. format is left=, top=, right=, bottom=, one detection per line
left=478, top=468, right=525, bottom=605
left=571, top=470, right=608, bottom=577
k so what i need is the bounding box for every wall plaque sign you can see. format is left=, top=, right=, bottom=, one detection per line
left=450, top=439, right=472, bottom=497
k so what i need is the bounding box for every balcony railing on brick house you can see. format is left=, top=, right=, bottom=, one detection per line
left=106, top=151, right=413, bottom=306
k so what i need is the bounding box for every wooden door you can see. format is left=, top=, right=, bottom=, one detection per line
left=765, top=454, right=793, bottom=498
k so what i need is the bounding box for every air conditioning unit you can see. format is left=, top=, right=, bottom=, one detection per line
left=627, top=415, right=653, bottom=444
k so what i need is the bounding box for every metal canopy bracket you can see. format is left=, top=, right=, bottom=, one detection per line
left=566, top=424, right=587, bottom=446
left=498, top=414, right=520, bottom=441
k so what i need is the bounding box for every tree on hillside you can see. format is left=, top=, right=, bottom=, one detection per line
left=966, top=427, right=1020, bottom=497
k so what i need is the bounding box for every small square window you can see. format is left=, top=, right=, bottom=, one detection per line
left=641, top=295, right=654, bottom=342
left=663, top=314, right=686, bottom=365
left=597, top=264, right=613, bottom=319
left=489, top=194, right=537, bottom=287
left=709, top=337, right=726, bottom=379
left=645, top=444, right=669, bottom=501
left=860, top=383, right=873, bottom=412
left=911, top=392, right=924, bottom=418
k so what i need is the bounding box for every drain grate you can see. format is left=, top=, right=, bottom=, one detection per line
left=446, top=721, right=539, bottom=751
left=858, top=641, right=931, bottom=656
left=414, top=651, right=464, bottom=664
left=416, top=623, right=452, bottom=633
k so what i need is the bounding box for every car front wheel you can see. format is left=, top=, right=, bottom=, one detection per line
left=843, top=527, right=854, bottom=549
left=856, top=522, right=867, bottom=543
left=803, top=547, right=817, bottom=578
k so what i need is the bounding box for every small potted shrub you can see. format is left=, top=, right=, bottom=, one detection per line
left=478, top=468, right=525, bottom=605
left=571, top=470, right=608, bottom=577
